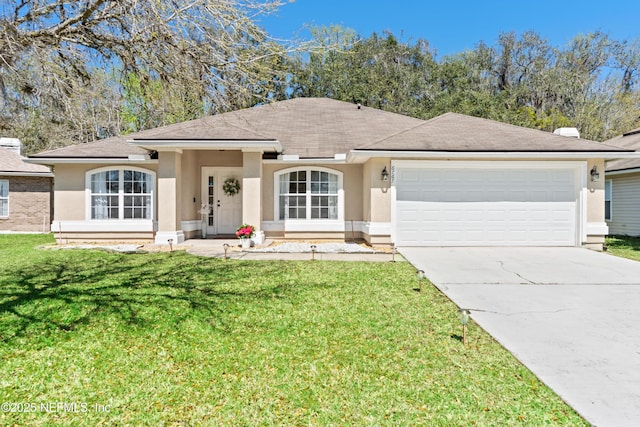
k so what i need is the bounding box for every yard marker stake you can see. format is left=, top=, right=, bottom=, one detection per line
left=457, top=309, right=471, bottom=345
left=463, top=324, right=467, bottom=345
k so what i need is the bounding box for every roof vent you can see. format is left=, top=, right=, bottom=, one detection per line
left=553, top=127, right=580, bottom=139
left=0, top=137, right=23, bottom=155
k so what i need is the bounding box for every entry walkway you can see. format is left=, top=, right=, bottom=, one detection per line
left=180, top=239, right=401, bottom=262
left=400, top=247, right=640, bottom=427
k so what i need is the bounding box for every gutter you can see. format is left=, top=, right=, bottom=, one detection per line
left=128, top=139, right=283, bottom=153
left=24, top=158, right=159, bottom=165
left=347, top=150, right=640, bottom=163
left=605, top=168, right=640, bottom=176
left=0, top=171, right=54, bottom=177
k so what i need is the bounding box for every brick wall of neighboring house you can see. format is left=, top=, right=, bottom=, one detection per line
left=0, top=175, right=53, bottom=232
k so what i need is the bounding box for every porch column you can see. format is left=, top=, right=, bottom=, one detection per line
left=242, top=150, right=263, bottom=242
left=155, top=150, right=184, bottom=244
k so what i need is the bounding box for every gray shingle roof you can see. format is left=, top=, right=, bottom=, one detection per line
left=0, top=147, right=52, bottom=174
left=29, top=98, right=630, bottom=160
left=132, top=97, right=425, bottom=158
left=358, top=112, right=625, bottom=152
left=30, top=136, right=150, bottom=158
left=604, top=128, right=640, bottom=172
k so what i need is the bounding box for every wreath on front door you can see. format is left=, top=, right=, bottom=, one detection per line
left=223, top=177, right=241, bottom=196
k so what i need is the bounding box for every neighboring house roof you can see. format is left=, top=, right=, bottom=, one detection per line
left=604, top=127, right=640, bottom=172
left=28, top=98, right=633, bottom=161
left=358, top=112, right=625, bottom=152
left=0, top=147, right=53, bottom=176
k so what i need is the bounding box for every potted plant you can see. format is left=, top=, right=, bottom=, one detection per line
left=235, top=224, right=255, bottom=249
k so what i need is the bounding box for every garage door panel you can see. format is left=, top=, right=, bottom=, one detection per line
left=394, top=165, right=579, bottom=246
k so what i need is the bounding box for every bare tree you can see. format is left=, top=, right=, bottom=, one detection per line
left=0, top=0, right=296, bottom=151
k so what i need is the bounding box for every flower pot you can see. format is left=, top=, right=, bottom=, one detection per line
left=241, top=238, right=251, bottom=249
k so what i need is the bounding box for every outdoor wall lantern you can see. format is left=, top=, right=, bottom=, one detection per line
left=381, top=166, right=390, bottom=182
left=590, top=166, right=600, bottom=182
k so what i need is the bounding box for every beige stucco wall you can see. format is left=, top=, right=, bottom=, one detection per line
left=586, top=158, right=605, bottom=224
left=53, top=163, right=159, bottom=221
left=362, top=161, right=372, bottom=222
left=363, top=158, right=391, bottom=223
left=585, top=158, right=607, bottom=249
left=52, top=164, right=91, bottom=221
left=180, top=150, right=198, bottom=221
left=158, top=152, right=182, bottom=231
left=242, top=152, right=262, bottom=228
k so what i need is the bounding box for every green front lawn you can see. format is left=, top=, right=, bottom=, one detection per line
left=606, top=235, right=640, bottom=262
left=0, top=235, right=585, bottom=425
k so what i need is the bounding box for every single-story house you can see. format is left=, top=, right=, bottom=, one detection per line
left=27, top=98, right=639, bottom=249
left=602, top=127, right=640, bottom=236
left=1, top=138, right=54, bottom=232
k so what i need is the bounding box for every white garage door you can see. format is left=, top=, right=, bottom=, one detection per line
left=394, top=162, right=580, bottom=246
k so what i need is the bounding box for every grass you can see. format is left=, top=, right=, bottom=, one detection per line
left=605, top=235, right=640, bottom=262
left=0, top=235, right=586, bottom=426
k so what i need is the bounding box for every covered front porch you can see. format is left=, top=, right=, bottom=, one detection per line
left=127, top=139, right=281, bottom=245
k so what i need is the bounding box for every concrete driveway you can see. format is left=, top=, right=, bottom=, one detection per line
left=400, top=247, right=640, bottom=427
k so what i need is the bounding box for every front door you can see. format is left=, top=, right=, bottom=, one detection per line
left=201, top=167, right=243, bottom=236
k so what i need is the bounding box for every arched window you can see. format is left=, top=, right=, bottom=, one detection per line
left=275, top=167, right=343, bottom=221
left=87, top=167, right=154, bottom=220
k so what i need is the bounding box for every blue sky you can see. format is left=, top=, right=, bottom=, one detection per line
left=260, top=0, right=638, bottom=58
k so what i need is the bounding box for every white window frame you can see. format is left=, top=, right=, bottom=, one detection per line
left=85, top=166, right=156, bottom=221
left=274, top=167, right=344, bottom=231
left=0, top=179, right=8, bottom=218
left=605, top=179, right=612, bottom=221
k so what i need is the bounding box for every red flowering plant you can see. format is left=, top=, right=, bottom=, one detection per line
left=235, top=224, right=255, bottom=239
